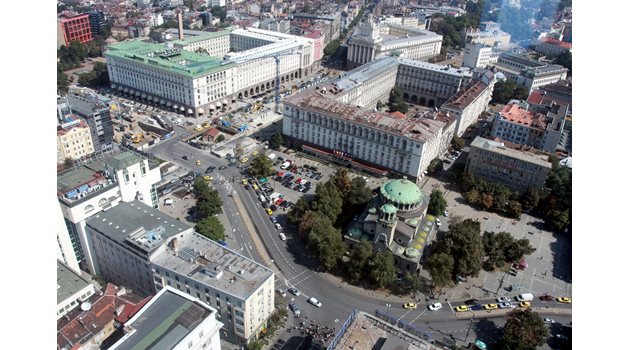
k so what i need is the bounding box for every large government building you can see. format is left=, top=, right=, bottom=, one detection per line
left=282, top=57, right=495, bottom=180
left=105, top=27, right=317, bottom=117
left=346, top=14, right=443, bottom=69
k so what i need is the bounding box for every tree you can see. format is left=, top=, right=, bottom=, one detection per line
left=499, top=309, right=549, bottom=350
left=427, top=158, right=443, bottom=174
left=481, top=193, right=494, bottom=209
left=492, top=80, right=528, bottom=104
left=388, top=86, right=408, bottom=114
left=211, top=6, right=227, bottom=22
left=311, top=181, right=343, bottom=223
left=323, top=39, right=341, bottom=57
left=298, top=210, right=317, bottom=240
left=464, top=188, right=480, bottom=204
left=376, top=100, right=385, bottom=110
left=249, top=153, right=275, bottom=178
left=451, top=135, right=464, bottom=151
left=234, top=141, right=244, bottom=159
left=347, top=177, right=373, bottom=208
left=195, top=216, right=225, bottom=241
left=58, top=70, right=70, bottom=94
left=426, top=252, right=455, bottom=289
left=427, top=190, right=447, bottom=216
left=193, top=178, right=223, bottom=218
left=400, top=272, right=423, bottom=294
left=504, top=238, right=536, bottom=263
left=78, top=62, right=110, bottom=88
left=442, top=219, right=484, bottom=278
left=306, top=213, right=346, bottom=271
left=269, top=132, right=284, bottom=149
left=368, top=251, right=396, bottom=289
left=330, top=168, right=352, bottom=199
left=288, top=196, right=311, bottom=224
left=521, top=188, right=540, bottom=212
left=507, top=200, right=522, bottom=219
left=346, top=241, right=373, bottom=283
left=63, top=157, right=74, bottom=168
left=554, top=51, right=572, bottom=76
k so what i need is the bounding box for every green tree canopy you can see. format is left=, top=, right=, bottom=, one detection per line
left=554, top=50, right=572, bottom=76
left=368, top=251, right=396, bottom=289
left=442, top=218, right=484, bottom=278
left=428, top=158, right=444, bottom=174
left=249, top=153, right=275, bottom=178
left=288, top=196, right=311, bottom=224
left=347, top=177, right=373, bottom=208
left=426, top=252, right=455, bottom=289
left=211, top=6, right=227, bottom=22
left=330, top=168, right=353, bottom=199
left=306, top=213, right=346, bottom=271
left=492, top=80, right=529, bottom=104
left=311, top=181, right=343, bottom=223
left=521, top=187, right=540, bottom=212
left=193, top=178, right=223, bottom=218
left=346, top=241, right=373, bottom=283
left=427, top=189, right=447, bottom=216
left=195, top=216, right=225, bottom=241
left=451, top=135, right=464, bottom=151
left=269, top=132, right=284, bottom=149
left=388, top=86, right=408, bottom=113
left=499, top=309, right=550, bottom=350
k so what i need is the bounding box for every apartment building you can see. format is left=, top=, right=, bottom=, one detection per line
left=491, top=53, right=568, bottom=94
left=440, top=71, right=495, bottom=136
left=57, top=115, right=95, bottom=163
left=57, top=260, right=96, bottom=320
left=66, top=88, right=115, bottom=152
left=462, top=43, right=499, bottom=69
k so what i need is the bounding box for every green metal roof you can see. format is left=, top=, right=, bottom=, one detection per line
left=381, top=203, right=398, bottom=214
left=105, top=40, right=235, bottom=78
left=171, top=29, right=233, bottom=46
left=380, top=179, right=423, bottom=205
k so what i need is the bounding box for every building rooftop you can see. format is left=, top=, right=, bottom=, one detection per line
left=471, top=136, right=552, bottom=168
left=498, top=103, right=547, bottom=130
left=57, top=261, right=92, bottom=305
left=540, top=36, right=572, bottom=49
left=333, top=56, right=399, bottom=92
left=57, top=284, right=150, bottom=350
left=110, top=287, right=220, bottom=350
left=441, top=81, right=489, bottom=110
left=87, top=201, right=191, bottom=254
left=330, top=311, right=439, bottom=350
left=285, top=92, right=446, bottom=143
left=105, top=40, right=235, bottom=78
left=57, top=115, right=90, bottom=136
left=381, top=179, right=423, bottom=206
left=152, top=232, right=274, bottom=300
left=399, top=57, right=472, bottom=76
left=171, top=29, right=232, bottom=46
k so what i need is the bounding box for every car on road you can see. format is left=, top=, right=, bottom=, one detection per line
left=183, top=155, right=190, bottom=160
left=276, top=289, right=287, bottom=297
left=195, top=160, right=201, bottom=166
left=274, top=223, right=281, bottom=230
left=443, top=210, right=449, bottom=217
left=499, top=302, right=514, bottom=309
left=428, top=302, right=443, bottom=311
left=252, top=184, right=258, bottom=190
left=203, top=176, right=213, bottom=181
left=278, top=232, right=286, bottom=241
left=265, top=208, right=273, bottom=215
left=205, top=166, right=215, bottom=173
left=218, top=166, right=227, bottom=170
left=435, top=218, right=441, bottom=227
left=403, top=303, right=417, bottom=310
left=308, top=297, right=322, bottom=307
left=455, top=305, right=469, bottom=312
left=496, top=296, right=511, bottom=303
left=544, top=318, right=555, bottom=324
left=194, top=125, right=203, bottom=131
left=270, top=216, right=278, bottom=223
left=539, top=294, right=555, bottom=301
left=289, top=303, right=301, bottom=316
left=557, top=297, right=571, bottom=303
left=240, top=158, right=248, bottom=163
left=470, top=304, right=483, bottom=311
left=464, top=299, right=480, bottom=305
left=242, top=179, right=248, bottom=185
left=483, top=304, right=498, bottom=310
left=252, top=151, right=259, bottom=156
left=288, top=287, right=300, bottom=296
left=519, top=301, right=531, bottom=308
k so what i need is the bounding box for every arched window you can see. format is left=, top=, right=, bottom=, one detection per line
left=85, top=204, right=94, bottom=214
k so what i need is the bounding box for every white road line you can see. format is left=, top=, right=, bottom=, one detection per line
left=410, top=309, right=428, bottom=323
left=448, top=301, right=454, bottom=314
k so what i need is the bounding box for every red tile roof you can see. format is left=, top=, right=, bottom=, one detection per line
left=204, top=127, right=220, bottom=138
left=389, top=111, right=406, bottom=119
left=541, top=37, right=572, bottom=49
left=527, top=90, right=545, bottom=105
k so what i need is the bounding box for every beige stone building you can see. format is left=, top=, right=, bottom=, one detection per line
left=57, top=115, right=95, bottom=163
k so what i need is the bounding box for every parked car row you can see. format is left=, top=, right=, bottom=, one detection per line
left=454, top=293, right=571, bottom=312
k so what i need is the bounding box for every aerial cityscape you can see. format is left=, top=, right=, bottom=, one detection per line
left=56, top=0, right=572, bottom=349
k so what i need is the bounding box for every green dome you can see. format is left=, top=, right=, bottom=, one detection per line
left=381, top=203, right=398, bottom=214
left=407, top=219, right=419, bottom=227
left=380, top=179, right=423, bottom=205
left=348, top=227, right=363, bottom=239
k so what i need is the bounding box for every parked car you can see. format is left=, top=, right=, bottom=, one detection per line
left=496, top=296, right=511, bottom=303
left=499, top=302, right=514, bottom=309
left=403, top=303, right=417, bottom=310
left=288, top=287, right=300, bottom=296
left=539, top=294, right=555, bottom=301
left=483, top=304, right=498, bottom=310
left=308, top=297, right=322, bottom=307
left=556, top=297, right=571, bottom=304
left=278, top=232, right=286, bottom=241
left=275, top=288, right=286, bottom=297
left=455, top=305, right=469, bottom=312
left=428, top=302, right=443, bottom=311
left=470, top=304, right=483, bottom=311
left=465, top=299, right=480, bottom=305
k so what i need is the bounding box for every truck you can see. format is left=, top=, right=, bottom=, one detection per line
left=515, top=293, right=534, bottom=302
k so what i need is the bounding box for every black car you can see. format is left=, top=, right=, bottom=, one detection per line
left=470, top=304, right=483, bottom=311
left=205, top=166, right=215, bottom=174
left=183, top=155, right=190, bottom=160
left=465, top=299, right=480, bottom=305
left=218, top=166, right=227, bottom=170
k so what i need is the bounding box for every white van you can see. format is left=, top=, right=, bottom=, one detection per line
left=515, top=293, right=534, bottom=302
left=163, top=198, right=173, bottom=206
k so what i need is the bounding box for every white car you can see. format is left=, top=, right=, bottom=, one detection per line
left=435, top=218, right=441, bottom=227
left=278, top=233, right=286, bottom=241
left=428, top=302, right=443, bottom=311
left=274, top=223, right=282, bottom=230
left=308, top=297, right=322, bottom=307
left=496, top=296, right=511, bottom=303
left=444, top=210, right=449, bottom=217
left=498, top=302, right=514, bottom=309
left=544, top=318, right=556, bottom=324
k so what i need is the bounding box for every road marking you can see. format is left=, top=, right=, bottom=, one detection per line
left=448, top=301, right=454, bottom=313
left=396, top=309, right=413, bottom=322
left=410, top=309, right=428, bottom=323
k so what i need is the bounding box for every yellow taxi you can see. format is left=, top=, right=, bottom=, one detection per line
left=240, top=157, right=249, bottom=163
left=519, top=301, right=531, bottom=308
left=252, top=184, right=258, bottom=190
left=403, top=303, right=417, bottom=310
left=202, top=122, right=212, bottom=128
left=242, top=179, right=248, bottom=185
left=252, top=150, right=259, bottom=156
left=194, top=125, right=203, bottom=131
left=483, top=303, right=498, bottom=310
left=455, top=305, right=469, bottom=312
left=556, top=297, right=571, bottom=304
left=203, top=176, right=213, bottom=182
left=265, top=208, right=273, bottom=215
left=195, top=160, right=201, bottom=166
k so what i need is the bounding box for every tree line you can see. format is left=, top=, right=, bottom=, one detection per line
left=192, top=177, right=225, bottom=241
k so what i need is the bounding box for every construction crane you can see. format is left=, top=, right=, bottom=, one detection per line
left=224, top=49, right=302, bottom=114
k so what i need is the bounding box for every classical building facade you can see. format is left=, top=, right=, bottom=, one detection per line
left=57, top=115, right=95, bottom=163
left=491, top=53, right=568, bottom=94
left=440, top=71, right=495, bottom=136
left=106, top=27, right=315, bottom=117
